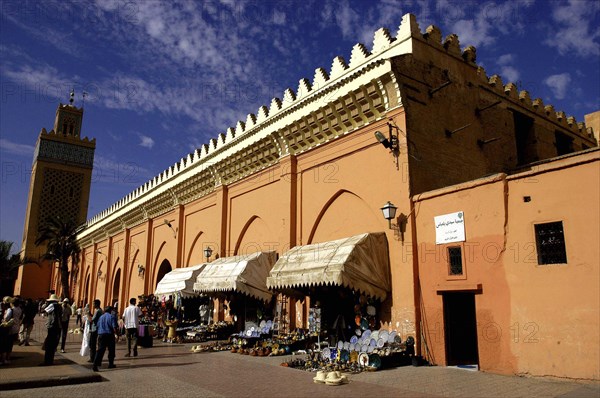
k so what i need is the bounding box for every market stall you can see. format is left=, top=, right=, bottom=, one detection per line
left=153, top=263, right=208, bottom=342
left=266, top=232, right=399, bottom=369
left=192, top=251, right=277, bottom=342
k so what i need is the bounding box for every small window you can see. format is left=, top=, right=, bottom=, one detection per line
left=448, top=246, right=463, bottom=275
left=555, top=131, right=574, bottom=156
left=535, top=221, right=567, bottom=265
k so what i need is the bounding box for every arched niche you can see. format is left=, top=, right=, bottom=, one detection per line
left=185, top=231, right=204, bottom=266
left=308, top=190, right=382, bottom=244
left=233, top=215, right=273, bottom=255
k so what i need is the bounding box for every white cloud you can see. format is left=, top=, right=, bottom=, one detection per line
left=497, top=54, right=514, bottom=65
left=138, top=134, right=155, bottom=149
left=544, top=0, right=600, bottom=57
left=500, top=66, right=520, bottom=83
left=544, top=73, right=572, bottom=100
left=0, top=139, right=35, bottom=157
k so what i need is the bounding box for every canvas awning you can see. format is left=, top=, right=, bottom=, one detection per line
left=154, top=263, right=207, bottom=299
left=266, top=232, right=391, bottom=300
left=193, top=251, right=276, bottom=302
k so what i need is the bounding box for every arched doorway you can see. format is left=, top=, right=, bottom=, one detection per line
left=156, top=259, right=172, bottom=289
left=112, top=269, right=121, bottom=310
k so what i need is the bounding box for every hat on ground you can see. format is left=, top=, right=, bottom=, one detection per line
left=313, top=370, right=327, bottom=384
left=325, top=371, right=344, bottom=386
left=63, top=298, right=70, bottom=303
left=47, top=294, right=59, bottom=302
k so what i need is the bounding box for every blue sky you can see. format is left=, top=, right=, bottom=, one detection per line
left=1, top=0, right=599, bottom=253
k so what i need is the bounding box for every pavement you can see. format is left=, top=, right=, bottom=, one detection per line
left=0, top=316, right=598, bottom=397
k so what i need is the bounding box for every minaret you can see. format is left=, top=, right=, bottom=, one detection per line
left=15, top=91, right=96, bottom=299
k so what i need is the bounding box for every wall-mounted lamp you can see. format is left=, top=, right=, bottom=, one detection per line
left=204, top=246, right=213, bottom=263
left=381, top=201, right=398, bottom=229
left=137, top=264, right=145, bottom=277
left=381, top=201, right=409, bottom=241
left=374, top=120, right=401, bottom=169
left=164, top=219, right=178, bottom=238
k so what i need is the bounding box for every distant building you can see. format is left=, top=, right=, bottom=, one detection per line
left=15, top=97, right=95, bottom=299
left=67, top=14, right=597, bottom=379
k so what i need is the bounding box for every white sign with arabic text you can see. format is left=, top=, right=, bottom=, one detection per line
left=434, top=211, right=465, bottom=244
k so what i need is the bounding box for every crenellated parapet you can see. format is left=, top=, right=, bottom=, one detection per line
left=79, top=12, right=596, bottom=239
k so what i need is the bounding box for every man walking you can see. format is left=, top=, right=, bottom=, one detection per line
left=122, top=298, right=142, bottom=357
left=59, top=298, right=72, bottom=353
left=40, top=294, right=62, bottom=366
left=19, top=298, right=37, bottom=346
left=93, top=305, right=118, bottom=371
left=89, top=299, right=102, bottom=363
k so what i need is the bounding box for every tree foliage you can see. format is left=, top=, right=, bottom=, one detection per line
left=35, top=216, right=82, bottom=299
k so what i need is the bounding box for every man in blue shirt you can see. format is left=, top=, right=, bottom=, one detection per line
left=92, top=306, right=119, bottom=371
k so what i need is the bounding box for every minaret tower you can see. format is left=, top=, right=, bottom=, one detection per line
left=15, top=91, right=96, bottom=299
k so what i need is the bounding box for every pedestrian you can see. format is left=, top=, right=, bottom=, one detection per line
left=19, top=298, right=37, bottom=346
left=75, top=304, right=83, bottom=327
left=122, top=297, right=142, bottom=357
left=40, top=293, right=62, bottom=366
left=89, top=299, right=102, bottom=363
left=2, top=296, right=23, bottom=365
left=80, top=306, right=91, bottom=357
left=59, top=298, right=72, bottom=353
left=93, top=305, right=118, bottom=371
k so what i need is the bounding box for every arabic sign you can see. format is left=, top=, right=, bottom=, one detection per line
left=434, top=211, right=465, bottom=244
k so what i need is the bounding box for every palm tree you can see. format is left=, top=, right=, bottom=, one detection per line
left=35, top=216, right=83, bottom=299
left=0, top=241, right=21, bottom=296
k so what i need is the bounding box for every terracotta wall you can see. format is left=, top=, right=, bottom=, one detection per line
left=75, top=108, right=418, bottom=334
left=414, top=150, right=599, bottom=379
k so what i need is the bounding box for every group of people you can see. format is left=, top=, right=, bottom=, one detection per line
left=0, top=296, right=39, bottom=365
left=79, top=297, right=143, bottom=371
left=0, top=293, right=143, bottom=372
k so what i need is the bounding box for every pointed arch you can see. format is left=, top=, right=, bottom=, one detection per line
left=127, top=248, right=140, bottom=294
left=185, top=231, right=204, bottom=266
left=233, top=215, right=271, bottom=255
left=155, top=259, right=172, bottom=290
left=307, top=189, right=381, bottom=244
left=152, top=241, right=167, bottom=287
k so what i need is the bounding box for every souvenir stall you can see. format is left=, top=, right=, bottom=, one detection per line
left=137, top=294, right=160, bottom=347
left=267, top=232, right=409, bottom=370
left=191, top=251, right=276, bottom=348
left=154, top=263, right=207, bottom=343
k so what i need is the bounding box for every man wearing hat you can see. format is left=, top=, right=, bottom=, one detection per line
left=93, top=305, right=119, bottom=371
left=59, top=298, right=72, bottom=353
left=40, top=293, right=62, bottom=366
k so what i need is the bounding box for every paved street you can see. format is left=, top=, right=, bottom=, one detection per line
left=0, top=317, right=598, bottom=398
